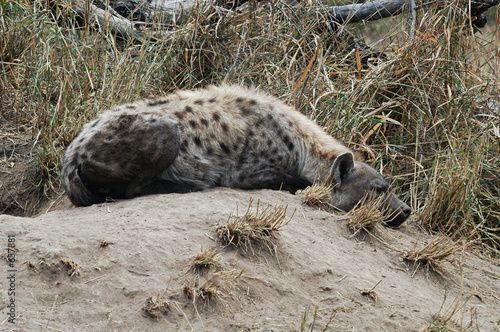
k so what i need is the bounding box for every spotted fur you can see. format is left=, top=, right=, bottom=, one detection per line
left=61, top=85, right=411, bottom=226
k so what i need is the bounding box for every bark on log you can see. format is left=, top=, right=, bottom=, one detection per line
left=326, top=0, right=500, bottom=28
left=327, top=0, right=409, bottom=24
left=69, top=0, right=145, bottom=39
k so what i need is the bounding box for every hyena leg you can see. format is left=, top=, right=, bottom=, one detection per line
left=63, top=114, right=181, bottom=206
left=125, top=179, right=199, bottom=198
left=235, top=169, right=311, bottom=193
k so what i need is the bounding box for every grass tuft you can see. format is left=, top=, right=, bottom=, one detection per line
left=60, top=257, right=80, bottom=277
left=298, top=182, right=335, bottom=209
left=190, top=247, right=223, bottom=272
left=346, top=193, right=393, bottom=237
left=184, top=269, right=244, bottom=304
left=403, top=235, right=462, bottom=277
left=143, top=292, right=171, bottom=317
left=216, top=199, right=291, bottom=254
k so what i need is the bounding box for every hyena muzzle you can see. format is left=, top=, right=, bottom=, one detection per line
left=61, top=85, right=411, bottom=226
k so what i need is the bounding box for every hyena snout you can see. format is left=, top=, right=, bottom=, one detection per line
left=382, top=194, right=411, bottom=227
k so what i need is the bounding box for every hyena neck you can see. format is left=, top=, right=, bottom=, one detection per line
left=294, top=123, right=353, bottom=184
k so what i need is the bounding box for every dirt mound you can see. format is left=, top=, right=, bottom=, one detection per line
left=1, top=188, right=499, bottom=331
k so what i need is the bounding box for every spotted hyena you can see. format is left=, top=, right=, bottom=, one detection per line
left=61, top=85, right=411, bottom=226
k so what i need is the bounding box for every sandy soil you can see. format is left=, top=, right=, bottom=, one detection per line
left=1, top=188, right=499, bottom=331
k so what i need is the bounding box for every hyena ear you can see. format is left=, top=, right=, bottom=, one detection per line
left=331, top=152, right=355, bottom=186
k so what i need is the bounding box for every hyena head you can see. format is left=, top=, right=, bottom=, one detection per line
left=328, top=152, right=411, bottom=227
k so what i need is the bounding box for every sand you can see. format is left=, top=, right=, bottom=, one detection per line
left=1, top=188, right=499, bottom=331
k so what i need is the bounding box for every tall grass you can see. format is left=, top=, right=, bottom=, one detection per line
left=1, top=0, right=498, bottom=252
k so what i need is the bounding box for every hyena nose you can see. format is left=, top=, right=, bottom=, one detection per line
left=401, top=205, right=411, bottom=218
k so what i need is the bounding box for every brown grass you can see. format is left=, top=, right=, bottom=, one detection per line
left=184, top=269, right=244, bottom=304
left=216, top=199, right=292, bottom=254
left=60, top=257, right=80, bottom=277
left=190, top=247, right=223, bottom=272
left=143, top=292, right=171, bottom=317
left=298, top=182, right=335, bottom=209
left=346, top=193, right=393, bottom=238
left=403, top=235, right=462, bottom=277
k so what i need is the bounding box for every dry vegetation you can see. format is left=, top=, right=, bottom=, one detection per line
left=1, top=0, right=499, bottom=254
left=184, top=269, right=245, bottom=304
left=190, top=247, right=224, bottom=272
left=216, top=198, right=291, bottom=253
left=403, top=235, right=463, bottom=277
left=346, top=192, right=391, bottom=237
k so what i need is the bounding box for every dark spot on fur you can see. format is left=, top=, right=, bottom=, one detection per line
left=189, top=120, right=198, bottom=129
left=287, top=142, right=294, bottom=151
left=269, top=158, right=276, bottom=163
left=174, top=111, right=184, bottom=120
left=248, top=130, right=254, bottom=136
left=288, top=120, right=294, bottom=127
left=148, top=118, right=157, bottom=123
left=209, top=98, right=216, bottom=103
left=221, top=123, right=229, bottom=133
left=272, top=147, right=278, bottom=154
left=185, top=106, right=194, bottom=113
left=249, top=99, right=257, bottom=105
left=206, top=147, right=213, bottom=155
left=260, top=151, right=269, bottom=158
left=194, top=136, right=202, bottom=147
left=236, top=97, right=244, bottom=103
left=239, top=106, right=252, bottom=116
left=201, top=118, right=209, bottom=126
left=81, top=153, right=88, bottom=160
left=180, top=140, right=188, bottom=152
left=255, top=118, right=263, bottom=127
left=267, top=139, right=272, bottom=146
left=267, top=114, right=273, bottom=121
left=90, top=119, right=100, bottom=128
left=126, top=105, right=136, bottom=109
left=69, top=158, right=79, bottom=169
left=213, top=113, right=221, bottom=122
left=220, top=142, right=231, bottom=154
left=277, top=155, right=283, bottom=161
left=148, top=99, right=168, bottom=107
left=194, top=100, right=203, bottom=105
left=238, top=174, right=246, bottom=182
left=77, top=137, right=85, bottom=144
left=282, top=135, right=290, bottom=145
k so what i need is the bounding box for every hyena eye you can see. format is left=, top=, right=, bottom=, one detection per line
left=372, top=184, right=388, bottom=194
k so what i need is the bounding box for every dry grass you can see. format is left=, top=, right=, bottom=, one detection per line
left=360, top=280, right=382, bottom=303
left=298, top=305, right=336, bottom=332
left=1, top=0, right=499, bottom=253
left=216, top=199, right=291, bottom=254
left=298, top=182, right=335, bottom=209
left=184, top=269, right=244, bottom=304
left=419, top=290, right=479, bottom=331
left=403, top=235, right=462, bottom=277
left=60, top=257, right=80, bottom=277
left=143, top=292, right=171, bottom=318
left=190, top=247, right=223, bottom=272
left=346, top=193, right=393, bottom=237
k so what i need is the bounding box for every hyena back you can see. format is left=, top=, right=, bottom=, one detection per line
left=62, top=85, right=411, bottom=226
